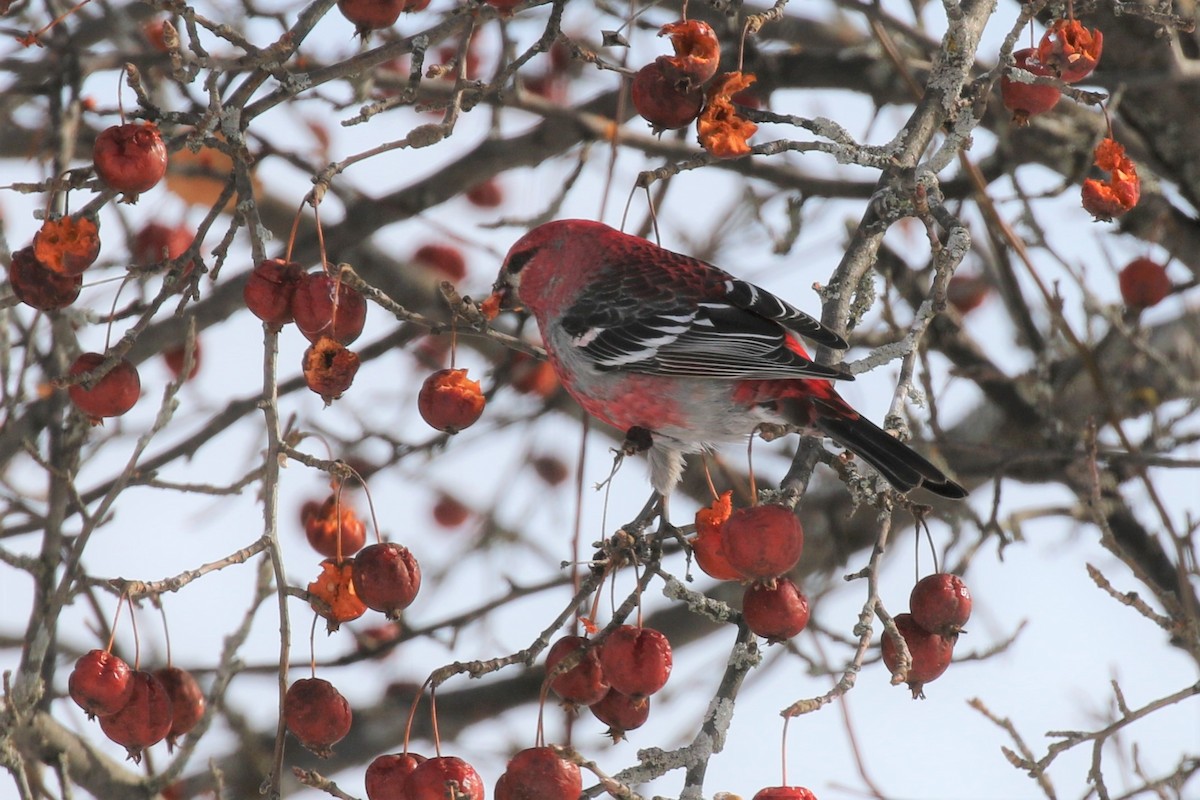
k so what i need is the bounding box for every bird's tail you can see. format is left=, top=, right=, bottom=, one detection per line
left=808, top=400, right=966, bottom=499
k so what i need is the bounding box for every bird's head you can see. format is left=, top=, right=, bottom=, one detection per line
left=482, top=219, right=597, bottom=320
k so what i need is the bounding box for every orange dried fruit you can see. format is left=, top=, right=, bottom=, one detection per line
left=697, top=71, right=758, bottom=158
left=308, top=558, right=367, bottom=632
left=33, top=216, right=100, bottom=276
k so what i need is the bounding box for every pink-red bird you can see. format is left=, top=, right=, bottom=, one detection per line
left=489, top=219, right=964, bottom=500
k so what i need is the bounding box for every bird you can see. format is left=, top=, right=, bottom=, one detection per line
left=487, top=219, right=965, bottom=504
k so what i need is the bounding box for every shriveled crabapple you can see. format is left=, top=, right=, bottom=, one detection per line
left=284, top=677, right=352, bottom=757
left=405, top=755, right=485, bottom=800
left=352, top=542, right=422, bottom=618
left=7, top=246, right=81, bottom=311
left=494, top=746, right=582, bottom=800
left=1001, top=48, right=1060, bottom=125
left=291, top=270, right=368, bottom=345
left=909, top=573, right=972, bottom=638
left=366, top=752, right=427, bottom=800
left=742, top=577, right=811, bottom=642
left=336, top=0, right=406, bottom=35
left=97, top=670, right=174, bottom=762
left=244, top=258, right=303, bottom=329
left=588, top=688, right=650, bottom=741
left=93, top=122, right=168, bottom=197
left=69, top=649, right=135, bottom=718
left=631, top=60, right=703, bottom=131
left=598, top=625, right=672, bottom=700
left=154, top=666, right=205, bottom=750
left=68, top=353, right=141, bottom=423
left=881, top=612, right=955, bottom=698
left=721, top=504, right=804, bottom=581
left=545, top=635, right=608, bottom=706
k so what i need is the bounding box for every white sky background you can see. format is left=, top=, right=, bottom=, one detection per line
left=1, top=0, right=1198, bottom=798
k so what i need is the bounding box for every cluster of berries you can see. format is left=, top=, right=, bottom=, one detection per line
left=692, top=495, right=811, bottom=642
left=68, top=648, right=204, bottom=762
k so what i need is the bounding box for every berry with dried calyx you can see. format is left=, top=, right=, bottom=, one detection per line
left=292, top=271, right=368, bottom=345
left=598, top=625, right=671, bottom=700
left=631, top=60, right=703, bottom=131
left=405, top=756, right=485, bottom=800
left=1001, top=48, right=1060, bottom=126
left=284, top=677, right=352, bottom=757
left=494, top=746, right=582, bottom=800
left=418, top=368, right=486, bottom=433
left=97, top=670, right=174, bottom=762
left=588, top=688, right=649, bottom=741
left=154, top=666, right=205, bottom=751
left=68, top=353, right=141, bottom=423
left=910, top=573, right=972, bottom=638
left=742, top=577, right=810, bottom=642
left=245, top=258, right=303, bottom=329
left=545, top=635, right=608, bottom=706
left=352, top=542, right=422, bottom=619
left=93, top=122, right=168, bottom=197
left=69, top=649, right=135, bottom=718
left=721, top=504, right=803, bottom=581
left=881, top=612, right=955, bottom=698
left=337, top=0, right=406, bottom=34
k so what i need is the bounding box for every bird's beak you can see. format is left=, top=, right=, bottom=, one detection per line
left=477, top=281, right=511, bottom=319
left=481, top=278, right=521, bottom=320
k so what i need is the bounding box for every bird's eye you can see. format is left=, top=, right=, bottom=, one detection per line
left=505, top=248, right=535, bottom=275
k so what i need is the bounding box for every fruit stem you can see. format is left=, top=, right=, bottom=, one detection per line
left=702, top=456, right=719, bottom=502
left=401, top=675, right=434, bottom=756
left=429, top=685, right=443, bottom=756
left=129, top=597, right=142, bottom=670
left=308, top=614, right=319, bottom=677
left=284, top=198, right=305, bottom=264
left=104, top=593, right=127, bottom=654
left=350, top=468, right=384, bottom=547
left=158, top=597, right=173, bottom=668
left=780, top=716, right=790, bottom=786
